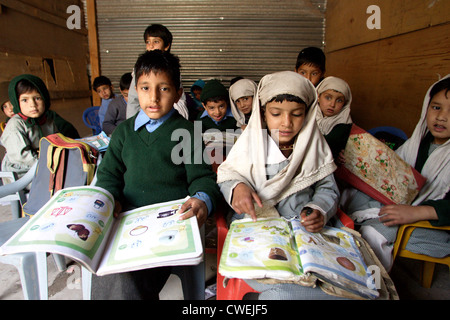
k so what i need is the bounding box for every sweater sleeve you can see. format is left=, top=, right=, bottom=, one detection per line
left=95, top=126, right=126, bottom=201
left=422, top=192, right=450, bottom=226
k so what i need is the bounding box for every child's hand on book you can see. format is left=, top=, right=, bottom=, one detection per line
left=178, top=197, right=208, bottom=227
left=300, top=207, right=324, bottom=233
left=231, top=183, right=263, bottom=222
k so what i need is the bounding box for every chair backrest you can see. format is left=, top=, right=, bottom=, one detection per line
left=368, top=126, right=408, bottom=140
left=82, top=106, right=101, bottom=135
left=0, top=162, right=37, bottom=219
left=368, top=126, right=408, bottom=150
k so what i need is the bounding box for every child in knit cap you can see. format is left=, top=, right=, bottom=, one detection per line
left=198, top=79, right=237, bottom=132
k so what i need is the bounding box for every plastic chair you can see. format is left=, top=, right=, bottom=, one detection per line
left=82, top=106, right=102, bottom=135
left=368, top=126, right=408, bottom=140
left=0, top=217, right=48, bottom=299
left=0, top=163, right=35, bottom=219
left=0, top=162, right=67, bottom=299
left=392, top=221, right=450, bottom=288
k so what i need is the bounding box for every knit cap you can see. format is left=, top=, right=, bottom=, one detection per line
left=200, top=79, right=228, bottom=102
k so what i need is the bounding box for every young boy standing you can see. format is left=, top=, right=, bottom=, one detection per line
left=91, top=50, right=220, bottom=300
left=198, top=79, right=237, bottom=132
left=126, top=24, right=189, bottom=120
left=93, top=75, right=116, bottom=127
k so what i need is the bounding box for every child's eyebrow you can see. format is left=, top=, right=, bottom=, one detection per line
left=429, top=100, right=442, bottom=105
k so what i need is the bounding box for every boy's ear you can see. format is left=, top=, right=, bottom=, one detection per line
left=164, top=44, right=171, bottom=52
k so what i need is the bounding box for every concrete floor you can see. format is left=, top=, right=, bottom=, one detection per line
left=0, top=202, right=448, bottom=300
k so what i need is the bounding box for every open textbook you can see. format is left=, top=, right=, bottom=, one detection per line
left=219, top=218, right=380, bottom=299
left=0, top=186, right=203, bottom=276
left=77, top=131, right=110, bottom=152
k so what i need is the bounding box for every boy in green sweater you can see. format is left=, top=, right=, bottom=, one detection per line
left=92, top=50, right=220, bottom=300
left=198, top=79, right=237, bottom=132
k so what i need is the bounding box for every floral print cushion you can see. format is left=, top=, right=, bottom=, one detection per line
left=335, top=125, right=426, bottom=205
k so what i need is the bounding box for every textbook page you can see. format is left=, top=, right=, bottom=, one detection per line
left=96, top=196, right=203, bottom=276
left=291, top=219, right=379, bottom=299
left=0, top=186, right=116, bottom=273
left=218, top=218, right=308, bottom=282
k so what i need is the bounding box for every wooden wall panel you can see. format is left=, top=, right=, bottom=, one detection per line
left=325, top=0, right=450, bottom=137
left=326, top=0, right=450, bottom=52
left=0, top=0, right=91, bottom=136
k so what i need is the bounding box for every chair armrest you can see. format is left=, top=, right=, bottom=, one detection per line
left=0, top=162, right=37, bottom=199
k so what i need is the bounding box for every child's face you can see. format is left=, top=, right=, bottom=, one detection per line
left=235, top=96, right=253, bottom=115
left=2, top=101, right=15, bottom=118
left=295, top=64, right=323, bottom=86
left=203, top=100, right=228, bottom=123
left=121, top=89, right=129, bottom=103
left=96, top=85, right=114, bottom=100
left=426, top=89, right=450, bottom=145
left=318, top=89, right=346, bottom=117
left=19, top=90, right=46, bottom=118
left=136, top=71, right=181, bottom=119
left=264, top=100, right=306, bottom=147
left=145, top=36, right=170, bottom=52
left=192, top=88, right=202, bottom=100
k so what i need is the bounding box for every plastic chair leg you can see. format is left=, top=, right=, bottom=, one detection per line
left=5, top=251, right=48, bottom=300
left=52, top=254, right=67, bottom=272
left=81, top=266, right=92, bottom=300
left=421, top=261, right=436, bottom=289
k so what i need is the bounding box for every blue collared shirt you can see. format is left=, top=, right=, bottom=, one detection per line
left=200, top=107, right=233, bottom=125
left=133, top=108, right=213, bottom=214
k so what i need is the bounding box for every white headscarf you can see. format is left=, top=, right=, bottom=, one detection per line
left=315, top=76, right=353, bottom=135
left=217, top=71, right=336, bottom=206
left=229, top=79, right=258, bottom=127
left=396, top=74, right=450, bottom=204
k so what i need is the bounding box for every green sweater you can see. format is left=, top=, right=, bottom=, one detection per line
left=96, top=112, right=220, bottom=210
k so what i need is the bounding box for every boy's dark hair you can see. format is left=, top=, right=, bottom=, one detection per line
left=134, top=50, right=181, bottom=89
left=119, top=72, right=133, bottom=91
left=295, top=47, right=326, bottom=73
left=143, top=24, right=173, bottom=52
left=429, top=77, right=450, bottom=101
left=93, top=76, right=112, bottom=91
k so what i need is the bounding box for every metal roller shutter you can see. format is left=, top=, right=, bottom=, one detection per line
left=88, top=0, right=326, bottom=90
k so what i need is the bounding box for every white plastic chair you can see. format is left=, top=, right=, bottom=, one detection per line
left=0, top=217, right=48, bottom=299
left=0, top=161, right=66, bottom=299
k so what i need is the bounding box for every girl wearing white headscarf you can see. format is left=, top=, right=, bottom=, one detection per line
left=315, top=76, right=353, bottom=161
left=218, top=71, right=339, bottom=230
left=217, top=71, right=342, bottom=299
left=229, top=78, right=258, bottom=129
left=341, top=75, right=450, bottom=270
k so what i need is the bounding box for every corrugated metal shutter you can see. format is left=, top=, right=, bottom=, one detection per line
left=88, top=0, right=326, bottom=90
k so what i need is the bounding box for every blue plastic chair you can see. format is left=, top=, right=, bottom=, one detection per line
left=82, top=106, right=102, bottom=135
left=368, top=126, right=408, bottom=140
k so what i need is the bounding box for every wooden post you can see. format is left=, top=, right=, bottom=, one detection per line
left=86, top=0, right=100, bottom=106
